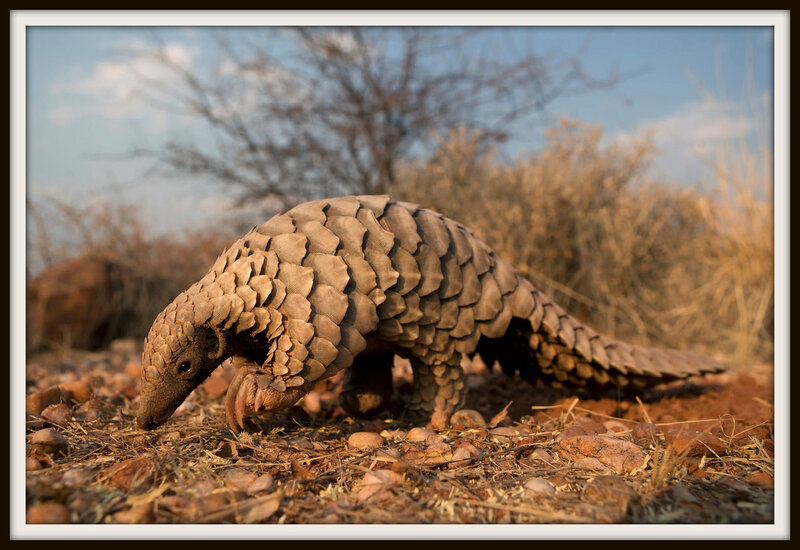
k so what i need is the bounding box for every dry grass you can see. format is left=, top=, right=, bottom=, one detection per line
left=392, top=118, right=773, bottom=364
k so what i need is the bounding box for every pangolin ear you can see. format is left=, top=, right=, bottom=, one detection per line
left=207, top=329, right=227, bottom=360
left=197, top=326, right=226, bottom=360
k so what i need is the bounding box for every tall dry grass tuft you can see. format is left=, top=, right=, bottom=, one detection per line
left=392, top=118, right=772, bottom=364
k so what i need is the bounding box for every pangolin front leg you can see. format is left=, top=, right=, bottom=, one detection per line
left=225, top=359, right=309, bottom=431
left=338, top=351, right=395, bottom=417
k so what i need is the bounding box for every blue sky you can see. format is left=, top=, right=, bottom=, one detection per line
left=26, top=25, right=774, bottom=235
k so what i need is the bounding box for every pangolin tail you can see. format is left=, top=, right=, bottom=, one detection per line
left=474, top=280, right=726, bottom=392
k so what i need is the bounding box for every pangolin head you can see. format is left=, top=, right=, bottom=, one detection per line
left=136, top=306, right=228, bottom=430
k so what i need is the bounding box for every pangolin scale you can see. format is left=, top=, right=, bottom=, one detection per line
left=136, top=195, right=725, bottom=431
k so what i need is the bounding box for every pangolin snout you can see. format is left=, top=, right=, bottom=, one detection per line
left=136, top=414, right=160, bottom=430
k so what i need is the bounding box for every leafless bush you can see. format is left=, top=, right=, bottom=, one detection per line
left=125, top=28, right=621, bottom=211
left=392, top=119, right=772, bottom=363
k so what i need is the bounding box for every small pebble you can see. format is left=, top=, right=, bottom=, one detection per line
left=348, top=432, right=385, bottom=450
left=124, top=362, right=143, bottom=378
left=40, top=404, right=72, bottom=427
left=287, top=436, right=313, bottom=450
left=407, top=427, right=434, bottom=442
left=524, top=478, right=556, bottom=496
left=747, top=472, right=774, bottom=489
left=574, top=457, right=608, bottom=472
left=527, top=448, right=553, bottom=463
left=27, top=502, right=71, bottom=524
left=603, top=420, right=629, bottom=433
left=61, top=468, right=94, bottom=486
left=303, top=392, right=322, bottom=414
left=113, top=503, right=153, bottom=524
left=248, top=473, right=275, bottom=494
left=665, top=428, right=726, bottom=456
left=457, top=441, right=482, bottom=455
left=202, top=375, right=230, bottom=398
left=449, top=446, right=473, bottom=468
left=379, top=429, right=407, bottom=441
left=489, top=426, right=527, bottom=438
left=30, top=428, right=69, bottom=457
left=632, top=422, right=659, bottom=445
left=430, top=411, right=449, bottom=430
left=59, top=381, right=93, bottom=403
left=224, top=470, right=258, bottom=491
left=449, top=409, right=486, bottom=429
left=26, top=456, right=46, bottom=471
left=26, top=386, right=65, bottom=416
left=427, top=441, right=452, bottom=453
left=557, top=425, right=592, bottom=440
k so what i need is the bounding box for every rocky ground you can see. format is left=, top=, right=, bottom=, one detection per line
left=24, top=340, right=774, bottom=524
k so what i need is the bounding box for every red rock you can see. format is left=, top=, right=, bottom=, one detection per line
left=573, top=457, right=608, bottom=472
left=556, top=424, right=592, bottom=441
left=30, top=428, right=69, bottom=457
left=747, top=472, right=774, bottom=489
left=555, top=435, right=647, bottom=474
left=603, top=420, right=629, bottom=433
left=664, top=428, right=726, bottom=456
left=577, top=417, right=607, bottom=434
left=27, top=502, right=71, bottom=524
left=582, top=475, right=638, bottom=514
left=632, top=423, right=659, bottom=445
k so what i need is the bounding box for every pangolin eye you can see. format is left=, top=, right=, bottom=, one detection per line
left=177, top=361, right=192, bottom=374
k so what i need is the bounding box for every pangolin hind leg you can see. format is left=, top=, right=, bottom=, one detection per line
left=338, top=351, right=395, bottom=417
left=407, top=358, right=467, bottom=420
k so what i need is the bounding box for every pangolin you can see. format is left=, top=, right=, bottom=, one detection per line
left=136, top=195, right=725, bottom=431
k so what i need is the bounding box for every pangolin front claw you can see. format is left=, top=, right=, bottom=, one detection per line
left=225, top=370, right=261, bottom=431
left=225, top=370, right=308, bottom=432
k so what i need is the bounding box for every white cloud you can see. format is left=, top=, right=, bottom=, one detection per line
left=615, top=98, right=756, bottom=150
left=49, top=41, right=197, bottom=129
left=610, top=97, right=765, bottom=183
